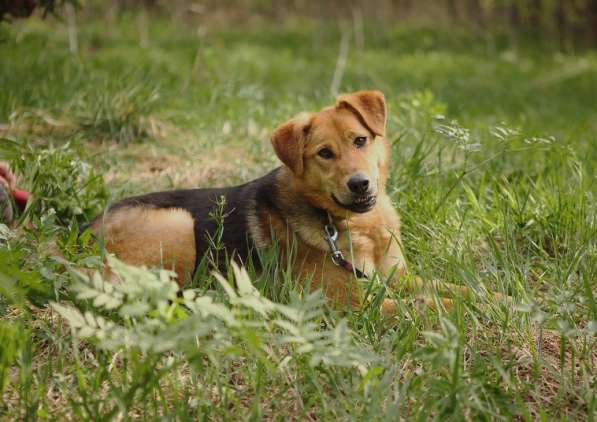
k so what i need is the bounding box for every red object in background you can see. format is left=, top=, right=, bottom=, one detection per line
left=13, top=189, right=29, bottom=210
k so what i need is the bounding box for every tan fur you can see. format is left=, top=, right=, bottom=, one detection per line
left=259, top=162, right=405, bottom=309
left=92, top=90, right=508, bottom=313
left=336, top=90, right=386, bottom=136
left=246, top=198, right=269, bottom=248
left=270, top=112, right=312, bottom=175
left=267, top=91, right=508, bottom=311
left=92, top=207, right=196, bottom=285
left=266, top=90, right=407, bottom=309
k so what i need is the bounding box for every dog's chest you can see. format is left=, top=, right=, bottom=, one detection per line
left=335, top=225, right=390, bottom=274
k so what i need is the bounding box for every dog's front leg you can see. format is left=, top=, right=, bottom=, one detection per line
left=375, top=235, right=434, bottom=315
left=380, top=265, right=511, bottom=315
left=400, top=277, right=512, bottom=303
left=377, top=235, right=511, bottom=315
left=369, top=224, right=512, bottom=314
left=380, top=296, right=455, bottom=315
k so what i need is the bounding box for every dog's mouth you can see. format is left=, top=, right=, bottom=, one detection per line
left=332, top=194, right=377, bottom=213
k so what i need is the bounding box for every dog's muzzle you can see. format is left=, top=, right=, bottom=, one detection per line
left=332, top=193, right=377, bottom=213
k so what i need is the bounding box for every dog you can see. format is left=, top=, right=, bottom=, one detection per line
left=91, top=90, right=501, bottom=312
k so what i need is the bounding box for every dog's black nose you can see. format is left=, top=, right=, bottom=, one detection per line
left=347, top=174, right=370, bottom=194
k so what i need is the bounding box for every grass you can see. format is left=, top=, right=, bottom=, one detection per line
left=0, top=10, right=596, bottom=420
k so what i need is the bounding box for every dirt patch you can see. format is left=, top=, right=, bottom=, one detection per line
left=511, top=328, right=595, bottom=418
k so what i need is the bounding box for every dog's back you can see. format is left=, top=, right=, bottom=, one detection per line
left=90, top=170, right=280, bottom=283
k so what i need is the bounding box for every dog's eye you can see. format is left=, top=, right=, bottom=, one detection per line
left=354, top=136, right=367, bottom=148
left=318, top=148, right=334, bottom=159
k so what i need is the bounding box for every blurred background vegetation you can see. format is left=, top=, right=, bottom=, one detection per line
left=3, top=0, right=597, bottom=49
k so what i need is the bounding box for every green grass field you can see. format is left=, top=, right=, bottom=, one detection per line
left=0, top=11, right=596, bottom=420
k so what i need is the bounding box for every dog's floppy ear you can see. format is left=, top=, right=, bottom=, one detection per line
left=336, top=90, right=386, bottom=137
left=271, top=113, right=312, bottom=175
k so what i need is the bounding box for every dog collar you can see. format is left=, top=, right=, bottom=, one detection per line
left=323, top=213, right=368, bottom=279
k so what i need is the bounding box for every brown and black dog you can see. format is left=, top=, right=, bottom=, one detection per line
left=91, top=90, right=497, bottom=312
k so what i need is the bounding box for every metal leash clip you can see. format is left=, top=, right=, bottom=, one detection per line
left=323, top=223, right=344, bottom=266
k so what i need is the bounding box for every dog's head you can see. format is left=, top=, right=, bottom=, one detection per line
left=271, top=90, right=390, bottom=215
